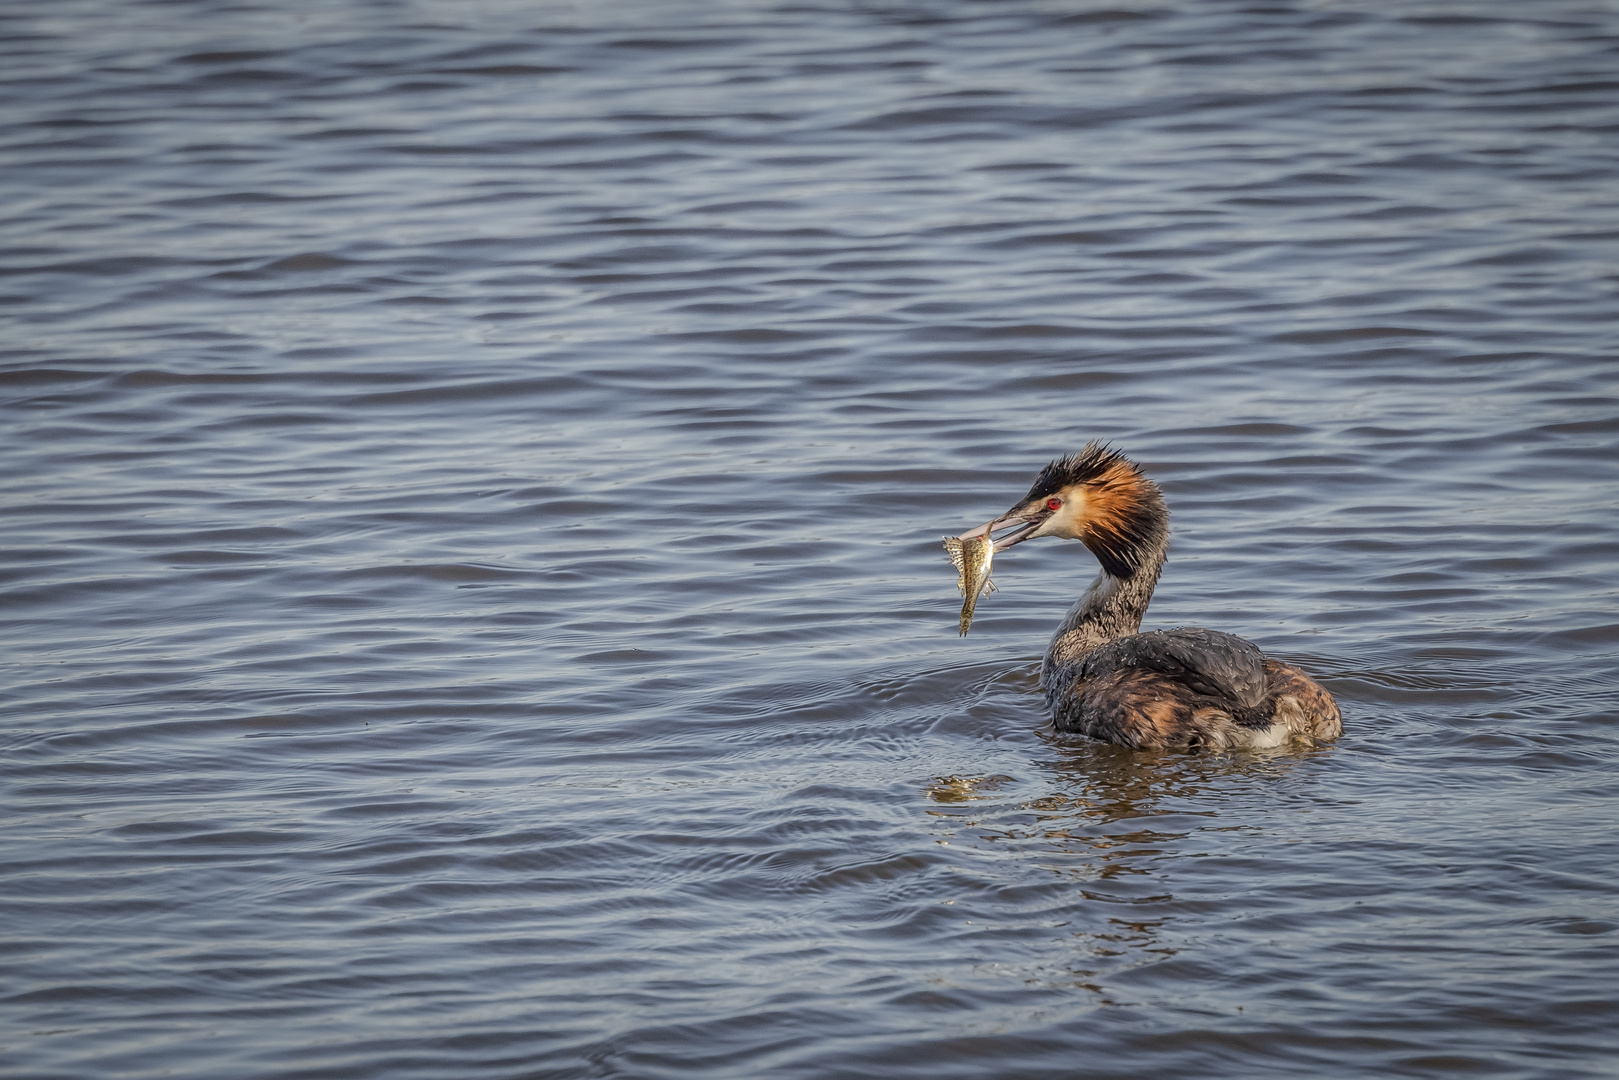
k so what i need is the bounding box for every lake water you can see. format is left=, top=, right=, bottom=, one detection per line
left=4, top=2, right=1618, bottom=1077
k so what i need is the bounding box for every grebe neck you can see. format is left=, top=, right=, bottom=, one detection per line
left=1040, top=547, right=1165, bottom=695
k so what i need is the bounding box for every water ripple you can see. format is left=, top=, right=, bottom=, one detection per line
left=4, top=1, right=1619, bottom=1077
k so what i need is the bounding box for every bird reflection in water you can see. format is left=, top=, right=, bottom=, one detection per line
left=923, top=747, right=1326, bottom=996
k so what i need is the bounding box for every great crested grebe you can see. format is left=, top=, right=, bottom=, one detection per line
left=957, top=443, right=1342, bottom=750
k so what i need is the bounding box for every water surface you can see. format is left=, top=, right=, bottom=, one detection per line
left=4, top=2, right=1619, bottom=1077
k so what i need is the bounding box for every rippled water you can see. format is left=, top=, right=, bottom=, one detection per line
left=5, top=1, right=1619, bottom=1077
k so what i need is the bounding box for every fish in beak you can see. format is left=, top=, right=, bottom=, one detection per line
left=942, top=533, right=996, bottom=635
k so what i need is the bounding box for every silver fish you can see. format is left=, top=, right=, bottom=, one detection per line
left=943, top=534, right=996, bottom=636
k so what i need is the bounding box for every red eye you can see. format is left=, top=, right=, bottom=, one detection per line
left=1046, top=498, right=1062, bottom=511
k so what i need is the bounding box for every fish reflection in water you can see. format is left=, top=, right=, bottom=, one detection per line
left=942, top=533, right=996, bottom=636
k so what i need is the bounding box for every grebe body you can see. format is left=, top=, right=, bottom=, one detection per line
left=959, top=444, right=1341, bottom=750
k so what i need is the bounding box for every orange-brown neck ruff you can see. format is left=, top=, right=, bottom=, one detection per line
left=1021, top=443, right=1167, bottom=580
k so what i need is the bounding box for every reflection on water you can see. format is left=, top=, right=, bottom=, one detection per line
left=925, top=746, right=1345, bottom=999
left=925, top=773, right=1019, bottom=804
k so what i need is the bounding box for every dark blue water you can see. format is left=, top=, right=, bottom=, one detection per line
left=4, top=2, right=1618, bottom=1077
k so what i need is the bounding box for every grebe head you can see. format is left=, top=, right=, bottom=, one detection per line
left=957, top=442, right=1168, bottom=579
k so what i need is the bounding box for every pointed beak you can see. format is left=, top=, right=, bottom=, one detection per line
left=957, top=511, right=1040, bottom=552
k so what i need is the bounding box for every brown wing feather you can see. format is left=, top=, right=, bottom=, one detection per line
left=1053, top=667, right=1201, bottom=748
left=1052, top=651, right=1343, bottom=749
left=1263, top=660, right=1343, bottom=741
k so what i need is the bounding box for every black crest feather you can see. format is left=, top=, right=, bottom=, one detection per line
left=1024, top=442, right=1133, bottom=500
left=1017, top=442, right=1168, bottom=579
